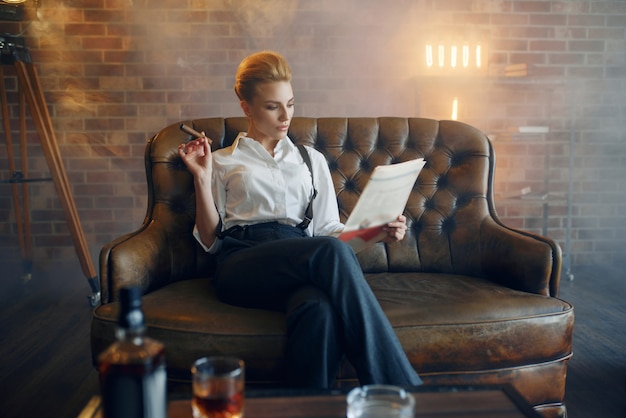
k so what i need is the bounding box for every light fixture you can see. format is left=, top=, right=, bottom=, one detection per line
left=425, top=41, right=483, bottom=72
left=451, top=98, right=458, bottom=121
left=1, top=0, right=27, bottom=3
left=419, top=28, right=489, bottom=77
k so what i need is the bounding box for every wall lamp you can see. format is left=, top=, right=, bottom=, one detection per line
left=418, top=27, right=489, bottom=77
left=425, top=43, right=482, bottom=70
left=421, top=40, right=487, bottom=77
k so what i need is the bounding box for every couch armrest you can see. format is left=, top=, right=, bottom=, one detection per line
left=99, top=219, right=215, bottom=304
left=479, top=217, right=562, bottom=297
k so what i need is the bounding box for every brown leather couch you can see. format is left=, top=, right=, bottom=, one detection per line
left=91, top=117, right=574, bottom=418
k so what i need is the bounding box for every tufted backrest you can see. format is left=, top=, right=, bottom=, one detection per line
left=115, top=116, right=559, bottom=304
left=149, top=117, right=489, bottom=271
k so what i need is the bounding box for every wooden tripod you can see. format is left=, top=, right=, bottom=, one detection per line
left=1, top=59, right=100, bottom=306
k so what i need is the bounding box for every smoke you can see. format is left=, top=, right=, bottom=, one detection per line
left=2, top=0, right=623, bottom=264
left=228, top=0, right=300, bottom=43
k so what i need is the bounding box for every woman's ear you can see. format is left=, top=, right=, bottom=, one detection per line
left=240, top=101, right=252, bottom=117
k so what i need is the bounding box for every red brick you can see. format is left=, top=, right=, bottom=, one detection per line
left=137, top=105, right=167, bottom=117
left=86, top=170, right=126, bottom=183
left=84, top=64, right=124, bottom=77
left=509, top=52, right=547, bottom=64
left=492, top=39, right=529, bottom=51
left=82, top=37, right=124, bottom=50
left=549, top=53, right=586, bottom=65
left=93, top=223, right=135, bottom=240
left=65, top=0, right=104, bottom=8
left=451, top=12, right=491, bottom=24
left=530, top=14, right=568, bottom=26
left=73, top=184, right=115, bottom=196
left=590, top=2, right=626, bottom=13
left=166, top=91, right=209, bottom=103
left=48, top=50, right=103, bottom=63
left=530, top=40, right=567, bottom=51
left=513, top=1, right=551, bottom=13
left=607, top=15, right=626, bottom=27
left=94, top=196, right=134, bottom=208
left=510, top=27, right=552, bottom=38
left=82, top=209, right=113, bottom=221
left=84, top=10, right=126, bottom=23
left=112, top=158, right=143, bottom=171
left=567, top=14, right=605, bottom=27
left=100, top=76, right=141, bottom=91
left=105, top=0, right=131, bottom=8
left=143, top=77, right=184, bottom=90
left=569, top=40, right=606, bottom=52
left=552, top=1, right=590, bottom=13
left=65, top=23, right=106, bottom=36
left=44, top=7, right=84, bottom=24
left=434, top=0, right=472, bottom=11
left=55, top=105, right=98, bottom=119
left=588, top=27, right=626, bottom=40
left=34, top=234, right=74, bottom=247
left=492, top=13, right=530, bottom=25
left=607, top=66, right=626, bottom=78
left=126, top=63, right=167, bottom=77
left=126, top=91, right=167, bottom=103
left=97, top=104, right=137, bottom=117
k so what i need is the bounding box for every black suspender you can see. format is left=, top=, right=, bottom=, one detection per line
left=296, top=144, right=318, bottom=229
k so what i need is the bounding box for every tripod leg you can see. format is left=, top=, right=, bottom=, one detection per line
left=0, top=66, right=31, bottom=282
left=19, top=88, right=34, bottom=281
left=15, top=61, right=100, bottom=305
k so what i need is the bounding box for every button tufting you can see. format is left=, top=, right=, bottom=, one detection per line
left=457, top=195, right=471, bottom=208
left=441, top=217, right=456, bottom=233
left=450, top=152, right=467, bottom=167
left=344, top=179, right=358, bottom=192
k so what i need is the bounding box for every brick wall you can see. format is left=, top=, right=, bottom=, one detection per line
left=1, top=0, right=625, bottom=270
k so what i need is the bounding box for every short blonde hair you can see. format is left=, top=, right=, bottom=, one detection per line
left=234, top=51, right=292, bottom=102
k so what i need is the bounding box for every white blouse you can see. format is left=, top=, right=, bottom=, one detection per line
left=194, top=133, right=344, bottom=253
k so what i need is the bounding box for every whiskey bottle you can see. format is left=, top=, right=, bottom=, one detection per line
left=97, top=286, right=167, bottom=418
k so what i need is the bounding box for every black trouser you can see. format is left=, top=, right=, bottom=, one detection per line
left=214, top=222, right=422, bottom=389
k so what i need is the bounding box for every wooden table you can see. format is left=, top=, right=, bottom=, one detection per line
left=79, top=385, right=541, bottom=418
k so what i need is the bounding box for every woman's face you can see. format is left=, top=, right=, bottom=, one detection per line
left=242, top=80, right=294, bottom=142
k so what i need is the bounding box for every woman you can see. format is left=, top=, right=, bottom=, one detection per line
left=178, top=50, right=422, bottom=389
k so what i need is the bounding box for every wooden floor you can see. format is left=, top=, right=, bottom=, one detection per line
left=0, top=256, right=624, bottom=417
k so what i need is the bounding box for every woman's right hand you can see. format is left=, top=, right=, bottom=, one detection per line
left=178, top=135, right=213, bottom=178
left=178, top=134, right=220, bottom=248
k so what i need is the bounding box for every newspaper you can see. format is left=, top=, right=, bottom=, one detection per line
left=337, top=158, right=426, bottom=252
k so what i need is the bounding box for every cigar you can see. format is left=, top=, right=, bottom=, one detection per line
left=180, top=124, right=213, bottom=144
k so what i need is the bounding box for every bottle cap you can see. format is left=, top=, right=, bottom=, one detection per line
left=118, top=286, right=144, bottom=330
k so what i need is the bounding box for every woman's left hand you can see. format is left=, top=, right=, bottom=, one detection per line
left=381, top=214, right=408, bottom=244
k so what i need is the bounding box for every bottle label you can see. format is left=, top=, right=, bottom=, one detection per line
left=102, top=365, right=167, bottom=418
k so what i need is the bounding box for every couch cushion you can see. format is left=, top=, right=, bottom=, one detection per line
left=367, top=273, right=573, bottom=372
left=91, top=274, right=573, bottom=384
